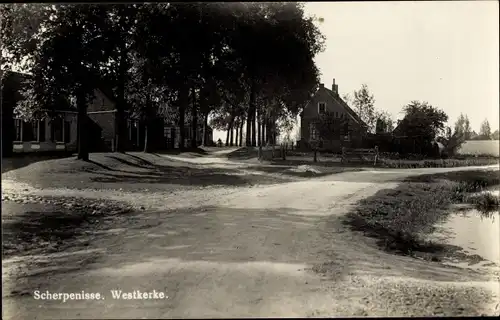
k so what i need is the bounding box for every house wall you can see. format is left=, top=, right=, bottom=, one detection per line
left=87, top=89, right=117, bottom=151
left=300, top=86, right=364, bottom=152
left=13, top=113, right=78, bottom=153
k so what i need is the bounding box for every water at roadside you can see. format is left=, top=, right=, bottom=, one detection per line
left=430, top=185, right=499, bottom=271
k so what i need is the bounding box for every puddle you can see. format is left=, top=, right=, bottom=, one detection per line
left=431, top=209, right=499, bottom=266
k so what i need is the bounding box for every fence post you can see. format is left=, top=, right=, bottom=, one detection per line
left=374, top=146, right=379, bottom=166
left=341, top=147, right=346, bottom=164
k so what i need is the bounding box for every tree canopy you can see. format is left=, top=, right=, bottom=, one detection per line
left=1, top=3, right=324, bottom=156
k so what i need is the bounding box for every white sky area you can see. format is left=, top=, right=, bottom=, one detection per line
left=213, top=1, right=499, bottom=142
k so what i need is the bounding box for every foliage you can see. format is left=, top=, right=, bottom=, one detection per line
left=2, top=3, right=324, bottom=155
left=399, top=101, right=448, bottom=139
left=352, top=84, right=376, bottom=132
left=454, top=113, right=472, bottom=140
left=314, top=111, right=343, bottom=143
left=375, top=110, right=394, bottom=134
left=478, top=119, right=492, bottom=140
left=491, top=130, right=499, bottom=140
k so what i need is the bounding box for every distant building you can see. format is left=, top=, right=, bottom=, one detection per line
left=299, top=78, right=368, bottom=152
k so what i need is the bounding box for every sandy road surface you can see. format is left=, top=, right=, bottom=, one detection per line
left=2, top=163, right=499, bottom=318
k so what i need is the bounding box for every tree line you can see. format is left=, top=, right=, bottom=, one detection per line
left=1, top=3, right=325, bottom=160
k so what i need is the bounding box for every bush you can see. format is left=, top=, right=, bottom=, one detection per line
left=466, top=192, right=499, bottom=214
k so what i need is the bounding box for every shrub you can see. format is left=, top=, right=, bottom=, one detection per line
left=467, top=192, right=499, bottom=214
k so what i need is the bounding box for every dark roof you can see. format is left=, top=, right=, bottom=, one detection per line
left=95, top=84, right=117, bottom=105
left=303, top=86, right=367, bottom=127
left=324, top=87, right=367, bottom=127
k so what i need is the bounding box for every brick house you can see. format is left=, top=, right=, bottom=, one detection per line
left=89, top=90, right=213, bottom=151
left=299, top=79, right=368, bottom=152
left=2, top=70, right=213, bottom=155
left=1, top=71, right=78, bottom=155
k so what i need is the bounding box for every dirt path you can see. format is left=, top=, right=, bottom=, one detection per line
left=2, top=165, right=499, bottom=318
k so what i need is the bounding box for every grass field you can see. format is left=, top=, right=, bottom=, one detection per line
left=458, top=140, right=499, bottom=157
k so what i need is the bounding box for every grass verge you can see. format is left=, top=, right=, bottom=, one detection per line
left=344, top=170, right=499, bottom=257
left=378, top=157, right=498, bottom=169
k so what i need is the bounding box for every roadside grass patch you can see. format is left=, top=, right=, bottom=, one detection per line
left=378, top=157, right=498, bottom=169
left=273, top=151, right=497, bottom=168
left=345, top=170, right=499, bottom=257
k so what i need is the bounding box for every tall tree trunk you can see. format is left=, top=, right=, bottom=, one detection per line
left=178, top=86, right=188, bottom=150
left=257, top=107, right=261, bottom=147
left=76, top=94, right=89, bottom=161
left=202, top=111, right=209, bottom=146
left=261, top=115, right=266, bottom=145
left=191, top=87, right=198, bottom=149
left=229, top=115, right=235, bottom=146
left=226, top=121, right=231, bottom=146
left=115, top=45, right=128, bottom=153
left=246, top=80, right=256, bottom=147
left=251, top=108, right=256, bottom=147
left=143, top=122, right=149, bottom=153
left=143, top=96, right=150, bottom=153
left=266, top=119, right=272, bottom=145
left=235, top=122, right=239, bottom=146
left=230, top=126, right=234, bottom=146
left=239, top=118, right=244, bottom=147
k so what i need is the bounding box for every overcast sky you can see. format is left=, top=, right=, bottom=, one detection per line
left=213, top=0, right=499, bottom=141
left=304, top=0, right=499, bottom=132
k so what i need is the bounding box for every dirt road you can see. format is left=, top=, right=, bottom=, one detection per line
left=2, top=162, right=499, bottom=318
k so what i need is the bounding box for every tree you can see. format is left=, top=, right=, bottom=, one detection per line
left=479, top=119, right=492, bottom=140
left=2, top=4, right=114, bottom=161
left=397, top=101, right=448, bottom=154
left=375, top=110, right=394, bottom=134
left=125, top=52, right=169, bottom=152
left=454, top=113, right=473, bottom=140
left=352, top=84, right=376, bottom=133
left=222, top=2, right=323, bottom=147
left=440, top=125, right=466, bottom=157
left=99, top=4, right=140, bottom=152
left=491, top=129, right=499, bottom=140
left=310, top=111, right=344, bottom=162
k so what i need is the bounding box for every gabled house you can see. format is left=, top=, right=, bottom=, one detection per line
left=299, top=79, right=368, bottom=152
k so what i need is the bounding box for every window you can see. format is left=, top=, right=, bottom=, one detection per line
left=64, top=121, right=71, bottom=143
left=22, top=121, right=36, bottom=142
left=14, top=119, right=22, bottom=141
left=309, top=123, right=319, bottom=141
left=335, top=111, right=339, bottom=118
left=318, top=102, right=326, bottom=114
left=39, top=121, right=46, bottom=142
left=51, top=118, right=64, bottom=142
left=101, top=98, right=105, bottom=107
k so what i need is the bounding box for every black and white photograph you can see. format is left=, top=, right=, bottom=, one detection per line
left=1, top=1, right=499, bottom=318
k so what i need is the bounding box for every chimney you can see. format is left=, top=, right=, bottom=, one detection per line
left=319, top=83, right=324, bottom=89
left=332, top=78, right=338, bottom=94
